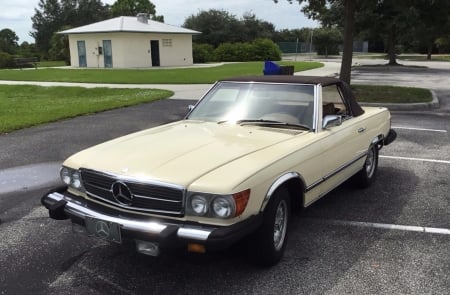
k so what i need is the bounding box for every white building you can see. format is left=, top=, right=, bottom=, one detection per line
left=60, top=14, right=201, bottom=68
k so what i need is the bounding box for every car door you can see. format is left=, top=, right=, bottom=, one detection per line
left=317, top=84, right=370, bottom=196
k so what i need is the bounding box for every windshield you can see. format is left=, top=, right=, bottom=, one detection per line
left=187, top=82, right=315, bottom=130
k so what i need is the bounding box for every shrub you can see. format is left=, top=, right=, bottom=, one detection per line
left=193, top=43, right=215, bottom=63
left=313, top=28, right=342, bottom=56
left=212, top=39, right=281, bottom=62
left=252, top=39, right=281, bottom=61
left=214, top=43, right=240, bottom=62
left=0, top=52, right=14, bottom=68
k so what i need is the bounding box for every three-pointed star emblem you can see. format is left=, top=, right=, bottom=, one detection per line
left=111, top=181, right=133, bottom=205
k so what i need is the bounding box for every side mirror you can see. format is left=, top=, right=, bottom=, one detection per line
left=322, top=115, right=342, bottom=129
left=188, top=105, right=195, bottom=111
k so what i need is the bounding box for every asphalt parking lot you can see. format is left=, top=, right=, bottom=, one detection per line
left=0, top=63, right=449, bottom=294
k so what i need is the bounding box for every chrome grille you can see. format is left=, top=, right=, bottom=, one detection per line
left=80, top=168, right=184, bottom=217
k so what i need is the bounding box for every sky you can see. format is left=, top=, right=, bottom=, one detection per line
left=0, top=0, right=319, bottom=44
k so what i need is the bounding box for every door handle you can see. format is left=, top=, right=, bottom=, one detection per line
left=358, top=127, right=366, bottom=133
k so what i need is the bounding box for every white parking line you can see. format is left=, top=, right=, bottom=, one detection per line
left=380, top=155, right=450, bottom=165
left=308, top=218, right=450, bottom=235
left=392, top=126, right=447, bottom=133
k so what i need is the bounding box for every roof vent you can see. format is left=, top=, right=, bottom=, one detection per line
left=137, top=13, right=148, bottom=24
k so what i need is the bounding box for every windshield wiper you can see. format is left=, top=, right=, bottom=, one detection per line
left=235, top=119, right=311, bottom=131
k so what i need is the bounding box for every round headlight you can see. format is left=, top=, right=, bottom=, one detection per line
left=212, top=197, right=235, bottom=218
left=71, top=171, right=83, bottom=189
left=60, top=167, right=71, bottom=185
left=191, top=195, right=208, bottom=216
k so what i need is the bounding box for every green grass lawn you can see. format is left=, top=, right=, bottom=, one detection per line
left=0, top=61, right=322, bottom=84
left=0, top=85, right=173, bottom=133
left=352, top=85, right=432, bottom=103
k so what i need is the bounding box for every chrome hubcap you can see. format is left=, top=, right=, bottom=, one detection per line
left=273, top=200, right=288, bottom=251
left=365, top=148, right=376, bottom=177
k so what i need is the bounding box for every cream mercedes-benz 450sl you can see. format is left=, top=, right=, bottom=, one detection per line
left=42, top=75, right=396, bottom=266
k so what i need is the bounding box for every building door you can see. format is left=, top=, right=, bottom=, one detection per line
left=103, top=40, right=113, bottom=68
left=150, top=40, right=160, bottom=66
left=77, top=41, right=87, bottom=67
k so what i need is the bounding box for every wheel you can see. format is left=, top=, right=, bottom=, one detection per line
left=248, top=187, right=291, bottom=267
left=352, top=144, right=379, bottom=188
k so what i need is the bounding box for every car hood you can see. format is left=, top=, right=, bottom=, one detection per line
left=64, top=120, right=306, bottom=187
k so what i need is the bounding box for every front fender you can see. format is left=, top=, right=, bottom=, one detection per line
left=260, top=172, right=305, bottom=212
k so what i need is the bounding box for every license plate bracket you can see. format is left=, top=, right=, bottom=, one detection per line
left=85, top=217, right=122, bottom=243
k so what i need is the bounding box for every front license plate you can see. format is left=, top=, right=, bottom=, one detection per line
left=85, top=217, right=122, bottom=243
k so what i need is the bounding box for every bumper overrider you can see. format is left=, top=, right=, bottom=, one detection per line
left=41, top=186, right=262, bottom=255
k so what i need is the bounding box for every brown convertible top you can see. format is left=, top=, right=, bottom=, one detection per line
left=221, top=75, right=365, bottom=117
left=222, top=75, right=341, bottom=86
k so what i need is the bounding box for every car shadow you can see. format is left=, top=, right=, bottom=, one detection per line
left=300, top=166, right=419, bottom=224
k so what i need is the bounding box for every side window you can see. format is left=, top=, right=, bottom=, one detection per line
left=321, top=85, right=349, bottom=117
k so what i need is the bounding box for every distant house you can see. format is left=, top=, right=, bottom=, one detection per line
left=59, top=14, right=201, bottom=68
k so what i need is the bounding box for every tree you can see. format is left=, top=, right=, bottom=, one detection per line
left=411, top=0, right=450, bottom=59
left=17, top=42, right=38, bottom=58
left=184, top=9, right=243, bottom=47
left=272, top=28, right=312, bottom=43
left=313, top=27, right=342, bottom=56
left=184, top=9, right=276, bottom=47
left=241, top=13, right=276, bottom=42
left=274, top=0, right=356, bottom=84
left=339, top=0, right=355, bottom=83
left=48, top=26, right=71, bottom=63
left=0, top=29, right=19, bottom=54
left=367, top=0, right=414, bottom=65
left=111, top=0, right=164, bottom=21
left=31, top=0, right=64, bottom=54
left=31, top=0, right=111, bottom=55
left=62, top=0, right=111, bottom=28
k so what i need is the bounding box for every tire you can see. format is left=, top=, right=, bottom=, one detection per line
left=248, top=187, right=291, bottom=267
left=353, top=145, right=379, bottom=188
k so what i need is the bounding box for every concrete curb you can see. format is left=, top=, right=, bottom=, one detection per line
left=359, top=90, right=439, bottom=111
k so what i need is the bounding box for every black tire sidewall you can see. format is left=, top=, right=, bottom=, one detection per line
left=249, top=187, right=291, bottom=266
left=353, top=145, right=379, bottom=188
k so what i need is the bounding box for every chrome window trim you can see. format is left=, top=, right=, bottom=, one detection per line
left=314, top=84, right=321, bottom=133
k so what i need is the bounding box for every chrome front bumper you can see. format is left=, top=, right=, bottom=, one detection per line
left=41, top=188, right=262, bottom=250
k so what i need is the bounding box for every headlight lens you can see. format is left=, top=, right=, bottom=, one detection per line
left=190, top=195, right=208, bottom=216
left=212, top=197, right=235, bottom=218
left=71, top=171, right=83, bottom=189
left=60, top=167, right=71, bottom=185
left=60, top=166, right=85, bottom=192
left=186, top=190, right=250, bottom=219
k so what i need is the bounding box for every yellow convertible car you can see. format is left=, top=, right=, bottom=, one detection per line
left=42, top=76, right=396, bottom=266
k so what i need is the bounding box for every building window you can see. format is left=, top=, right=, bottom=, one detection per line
left=162, top=39, right=172, bottom=47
